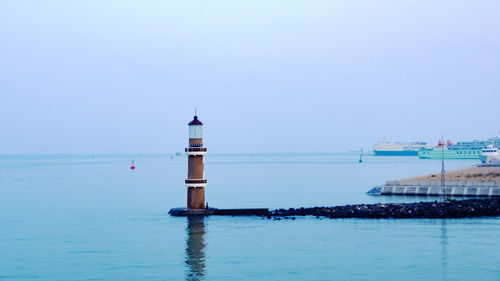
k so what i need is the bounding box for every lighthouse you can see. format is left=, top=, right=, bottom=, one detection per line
left=185, top=115, right=207, bottom=210
left=168, top=114, right=269, bottom=217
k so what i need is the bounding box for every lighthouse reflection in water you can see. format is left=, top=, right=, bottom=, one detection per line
left=185, top=216, right=206, bottom=281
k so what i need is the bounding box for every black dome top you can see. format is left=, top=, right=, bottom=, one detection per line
left=188, top=115, right=203, bottom=126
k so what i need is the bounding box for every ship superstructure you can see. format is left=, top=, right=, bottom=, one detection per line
left=418, top=138, right=500, bottom=159
left=373, top=140, right=432, bottom=156
left=480, top=145, right=500, bottom=166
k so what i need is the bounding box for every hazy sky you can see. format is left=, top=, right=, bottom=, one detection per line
left=1, top=0, right=499, bottom=154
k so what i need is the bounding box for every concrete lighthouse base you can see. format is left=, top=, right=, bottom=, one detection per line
left=168, top=207, right=270, bottom=217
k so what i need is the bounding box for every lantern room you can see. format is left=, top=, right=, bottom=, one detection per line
left=188, top=116, right=203, bottom=140
left=186, top=115, right=206, bottom=155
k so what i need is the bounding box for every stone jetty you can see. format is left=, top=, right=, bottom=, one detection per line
left=170, top=199, right=500, bottom=219
left=268, top=198, right=500, bottom=219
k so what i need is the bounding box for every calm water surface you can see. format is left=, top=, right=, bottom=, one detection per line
left=1, top=153, right=499, bottom=280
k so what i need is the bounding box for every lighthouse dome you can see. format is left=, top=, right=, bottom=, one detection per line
left=188, top=115, right=203, bottom=126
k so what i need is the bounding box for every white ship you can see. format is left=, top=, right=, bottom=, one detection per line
left=480, top=145, right=500, bottom=166
left=373, top=140, right=432, bottom=156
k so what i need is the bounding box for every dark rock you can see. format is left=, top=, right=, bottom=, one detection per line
left=268, top=198, right=500, bottom=220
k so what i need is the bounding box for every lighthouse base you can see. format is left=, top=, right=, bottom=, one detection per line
left=168, top=207, right=269, bottom=217
left=187, top=187, right=205, bottom=209
left=169, top=207, right=214, bottom=216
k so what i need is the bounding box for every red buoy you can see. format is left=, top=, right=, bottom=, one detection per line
left=130, top=160, right=135, bottom=170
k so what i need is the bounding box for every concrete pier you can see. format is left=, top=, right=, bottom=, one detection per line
left=377, top=181, right=500, bottom=197
left=373, top=166, right=500, bottom=197
left=169, top=207, right=269, bottom=217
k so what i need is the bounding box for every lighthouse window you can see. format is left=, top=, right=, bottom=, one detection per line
left=189, top=125, right=203, bottom=139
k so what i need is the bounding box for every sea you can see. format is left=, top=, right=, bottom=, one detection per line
left=1, top=153, right=499, bottom=281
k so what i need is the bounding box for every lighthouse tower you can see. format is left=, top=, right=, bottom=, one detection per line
left=185, top=115, right=207, bottom=210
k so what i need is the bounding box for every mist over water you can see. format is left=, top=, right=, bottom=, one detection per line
left=1, top=153, right=499, bottom=280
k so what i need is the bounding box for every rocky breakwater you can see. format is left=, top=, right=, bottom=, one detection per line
left=268, top=198, right=500, bottom=219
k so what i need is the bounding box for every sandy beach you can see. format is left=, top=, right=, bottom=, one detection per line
left=402, top=166, right=500, bottom=182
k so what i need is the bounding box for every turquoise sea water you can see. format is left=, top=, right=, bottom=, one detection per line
left=1, top=153, right=499, bottom=280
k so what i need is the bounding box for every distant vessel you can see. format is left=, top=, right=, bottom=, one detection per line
left=359, top=148, right=363, bottom=163
left=418, top=138, right=500, bottom=159
left=480, top=145, right=500, bottom=166
left=130, top=160, right=136, bottom=170
left=373, top=140, right=431, bottom=156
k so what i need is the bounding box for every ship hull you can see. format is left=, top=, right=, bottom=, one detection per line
left=374, top=150, right=418, bottom=156
left=418, top=149, right=481, bottom=159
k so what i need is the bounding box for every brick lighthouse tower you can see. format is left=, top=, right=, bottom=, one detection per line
left=169, top=114, right=268, bottom=217
left=185, top=114, right=207, bottom=210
